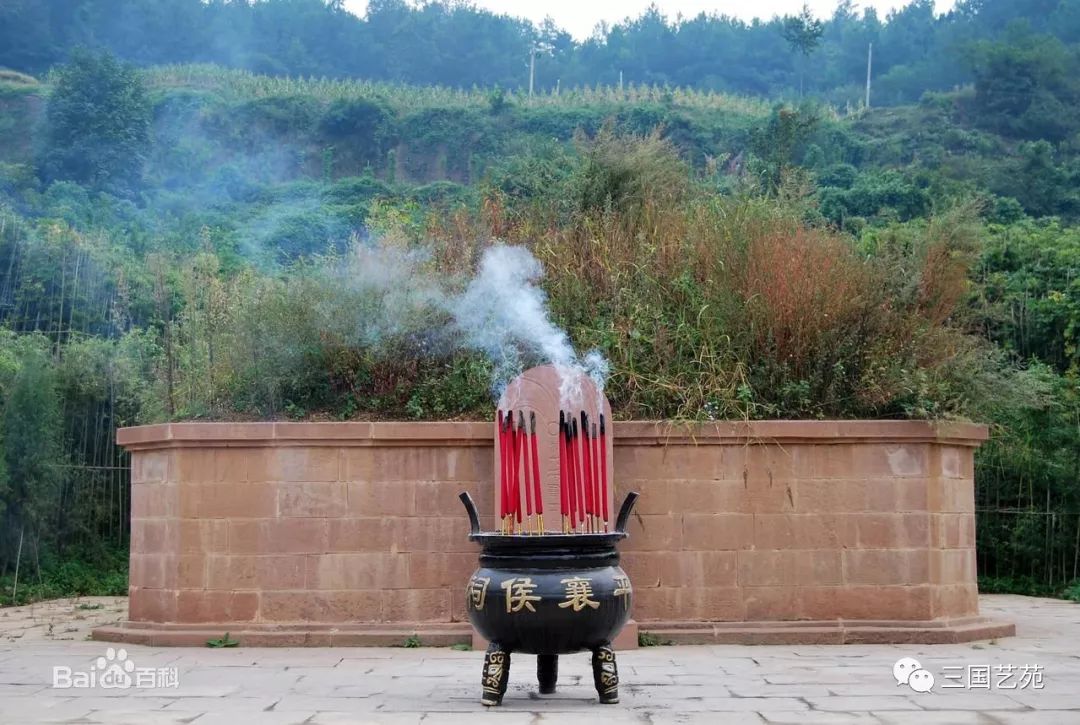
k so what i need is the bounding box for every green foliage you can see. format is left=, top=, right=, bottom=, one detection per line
left=206, top=632, right=239, bottom=648
left=965, top=29, right=1080, bottom=143
left=978, top=575, right=1061, bottom=598
left=0, top=548, right=127, bottom=606
left=781, top=4, right=825, bottom=97
left=819, top=170, right=931, bottom=226
left=573, top=124, right=689, bottom=219
left=319, top=98, right=392, bottom=170
left=638, top=631, right=672, bottom=647
left=1, top=11, right=1080, bottom=604
left=402, top=635, right=422, bottom=648
left=781, top=5, right=825, bottom=58
left=41, top=50, right=151, bottom=194
left=750, top=104, right=820, bottom=191
left=0, top=334, right=62, bottom=548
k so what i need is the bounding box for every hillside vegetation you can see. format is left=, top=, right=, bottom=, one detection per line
left=0, top=1, right=1078, bottom=604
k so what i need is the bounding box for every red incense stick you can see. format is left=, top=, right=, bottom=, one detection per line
left=592, top=421, right=600, bottom=529
left=497, top=410, right=507, bottom=528
left=579, top=412, right=590, bottom=529
left=573, top=417, right=586, bottom=531
left=512, top=413, right=522, bottom=529
left=530, top=412, right=543, bottom=532
left=600, top=414, right=609, bottom=530
left=520, top=411, right=533, bottom=531
left=567, top=415, right=578, bottom=530
left=559, top=412, right=568, bottom=531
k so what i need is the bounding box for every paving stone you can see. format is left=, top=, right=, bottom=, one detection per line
left=0, top=594, right=1076, bottom=722
left=981, top=711, right=1080, bottom=724
left=806, top=696, right=922, bottom=711
left=873, top=712, right=1003, bottom=724
left=916, top=693, right=1028, bottom=710
left=83, top=711, right=208, bottom=724
left=649, top=715, right=767, bottom=724
left=308, top=715, right=422, bottom=725
left=760, top=713, right=881, bottom=724
left=191, top=712, right=316, bottom=725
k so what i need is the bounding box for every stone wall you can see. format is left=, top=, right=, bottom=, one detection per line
left=95, top=421, right=1014, bottom=646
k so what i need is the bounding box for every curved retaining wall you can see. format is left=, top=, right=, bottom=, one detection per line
left=94, top=421, right=1014, bottom=646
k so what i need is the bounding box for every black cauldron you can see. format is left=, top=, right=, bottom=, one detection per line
left=458, top=492, right=639, bottom=706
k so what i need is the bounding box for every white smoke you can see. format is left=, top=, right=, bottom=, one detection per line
left=334, top=238, right=609, bottom=402
left=452, top=244, right=606, bottom=400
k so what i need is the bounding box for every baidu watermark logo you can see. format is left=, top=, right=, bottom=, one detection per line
left=53, top=647, right=179, bottom=690
left=893, top=657, right=1044, bottom=693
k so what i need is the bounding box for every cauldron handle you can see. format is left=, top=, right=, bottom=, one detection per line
left=458, top=492, right=481, bottom=535
left=614, top=491, right=639, bottom=534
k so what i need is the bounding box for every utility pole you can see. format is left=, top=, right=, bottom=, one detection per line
left=619, top=70, right=623, bottom=92
left=529, top=47, right=536, bottom=98
left=865, top=42, right=873, bottom=109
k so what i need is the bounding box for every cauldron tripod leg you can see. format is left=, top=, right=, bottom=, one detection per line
left=481, top=642, right=511, bottom=706
left=591, top=644, right=619, bottom=704
left=537, top=654, right=558, bottom=694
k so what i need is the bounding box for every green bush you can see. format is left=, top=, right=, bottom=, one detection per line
left=40, top=50, right=151, bottom=195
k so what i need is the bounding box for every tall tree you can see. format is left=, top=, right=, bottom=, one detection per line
left=40, top=50, right=152, bottom=195
left=782, top=4, right=826, bottom=97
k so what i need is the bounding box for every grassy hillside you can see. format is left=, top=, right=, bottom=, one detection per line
left=0, top=62, right=1077, bottom=603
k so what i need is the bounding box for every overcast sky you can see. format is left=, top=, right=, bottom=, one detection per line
left=343, top=1, right=958, bottom=40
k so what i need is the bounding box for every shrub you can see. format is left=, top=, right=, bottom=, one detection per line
left=40, top=50, right=151, bottom=195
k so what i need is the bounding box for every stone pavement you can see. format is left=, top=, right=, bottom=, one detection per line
left=0, top=594, right=1077, bottom=724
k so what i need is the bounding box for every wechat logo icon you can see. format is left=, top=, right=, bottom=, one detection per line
left=893, top=657, right=935, bottom=693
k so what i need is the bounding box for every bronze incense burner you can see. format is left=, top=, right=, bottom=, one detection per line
left=459, top=491, right=639, bottom=706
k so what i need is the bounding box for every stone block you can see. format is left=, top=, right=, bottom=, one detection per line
left=843, top=549, right=929, bottom=586
left=261, top=591, right=382, bottom=623
left=658, top=550, right=739, bottom=588
left=801, top=584, right=932, bottom=620
left=128, top=588, right=177, bottom=622
left=382, top=589, right=451, bottom=623
left=347, top=481, right=417, bottom=516
left=681, top=513, right=753, bottom=550
left=929, top=513, right=976, bottom=549
left=624, top=513, right=683, bottom=551
left=205, top=554, right=237, bottom=590
left=172, top=449, right=216, bottom=483
left=931, top=583, right=979, bottom=618
left=929, top=548, right=977, bottom=585
left=738, top=550, right=842, bottom=587
left=407, top=551, right=476, bottom=589
left=306, top=552, right=409, bottom=590
left=742, top=586, right=800, bottom=621
left=176, top=590, right=258, bottom=624
left=621, top=551, right=663, bottom=588
left=753, top=514, right=841, bottom=550
left=131, top=451, right=169, bottom=484
left=839, top=513, right=930, bottom=549
left=131, top=519, right=175, bottom=554
left=213, top=448, right=251, bottom=483
left=272, top=447, right=340, bottom=482
left=131, top=483, right=177, bottom=518
left=129, top=554, right=167, bottom=589
left=326, top=517, right=394, bottom=552
left=277, top=482, right=348, bottom=518
left=797, top=479, right=867, bottom=513
left=191, top=483, right=277, bottom=519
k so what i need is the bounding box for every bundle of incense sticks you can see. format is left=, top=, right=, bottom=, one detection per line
left=558, top=410, right=609, bottom=534
left=497, top=409, right=544, bottom=534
